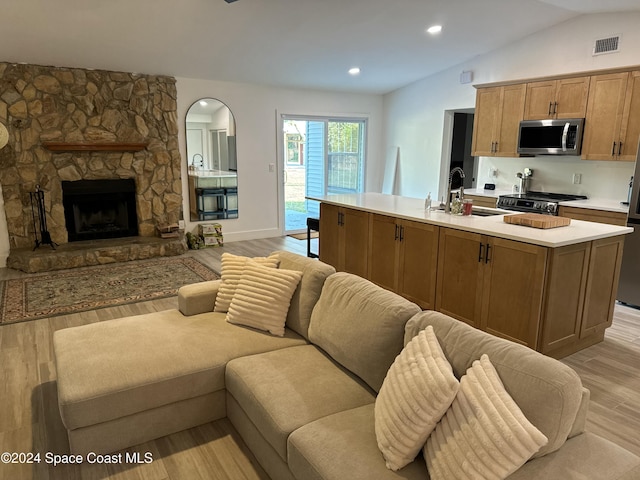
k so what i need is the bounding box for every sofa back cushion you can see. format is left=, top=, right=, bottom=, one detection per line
left=404, top=311, right=583, bottom=458
left=273, top=250, right=336, bottom=340
left=308, top=272, right=421, bottom=392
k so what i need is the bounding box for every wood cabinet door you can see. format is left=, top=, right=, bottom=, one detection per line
left=471, top=87, right=500, bottom=156
left=495, top=84, right=526, bottom=157
left=539, top=242, right=590, bottom=355
left=554, top=76, right=590, bottom=118
left=524, top=80, right=556, bottom=120
left=480, top=237, right=547, bottom=348
left=368, top=214, right=400, bottom=291
left=435, top=228, right=484, bottom=327
left=319, top=203, right=341, bottom=269
left=342, top=208, right=370, bottom=278
left=397, top=221, right=439, bottom=310
left=618, top=71, right=640, bottom=161
left=582, top=72, right=629, bottom=160
left=580, top=236, right=625, bottom=338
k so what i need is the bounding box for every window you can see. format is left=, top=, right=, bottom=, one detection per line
left=282, top=116, right=367, bottom=231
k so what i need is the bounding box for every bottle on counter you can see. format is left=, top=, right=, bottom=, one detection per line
left=425, top=192, right=432, bottom=211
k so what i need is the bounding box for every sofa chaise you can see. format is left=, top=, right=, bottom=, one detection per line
left=53, top=250, right=640, bottom=479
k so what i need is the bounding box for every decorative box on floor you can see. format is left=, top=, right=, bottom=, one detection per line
left=199, top=223, right=224, bottom=247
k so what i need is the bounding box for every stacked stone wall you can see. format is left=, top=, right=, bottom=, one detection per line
left=0, top=62, right=182, bottom=248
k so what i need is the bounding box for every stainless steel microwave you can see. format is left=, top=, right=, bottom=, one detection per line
left=517, top=118, right=584, bottom=155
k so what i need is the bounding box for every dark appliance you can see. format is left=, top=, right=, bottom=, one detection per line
left=617, top=149, right=640, bottom=307
left=517, top=118, right=584, bottom=155
left=497, top=191, right=587, bottom=216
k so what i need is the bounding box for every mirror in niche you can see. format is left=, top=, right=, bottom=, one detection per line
left=185, top=98, right=238, bottom=221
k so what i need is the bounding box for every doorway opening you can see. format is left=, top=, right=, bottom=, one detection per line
left=282, top=116, right=366, bottom=233
left=440, top=109, right=476, bottom=197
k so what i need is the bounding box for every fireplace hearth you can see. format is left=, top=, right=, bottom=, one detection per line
left=62, top=179, right=138, bottom=242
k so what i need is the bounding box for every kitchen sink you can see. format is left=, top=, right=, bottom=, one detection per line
left=470, top=207, right=505, bottom=216
left=430, top=206, right=505, bottom=217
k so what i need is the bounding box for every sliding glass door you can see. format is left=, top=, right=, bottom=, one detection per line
left=282, top=116, right=366, bottom=232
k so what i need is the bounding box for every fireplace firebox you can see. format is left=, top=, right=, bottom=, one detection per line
left=62, top=179, right=138, bottom=242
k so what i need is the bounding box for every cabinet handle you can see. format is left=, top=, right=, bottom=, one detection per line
left=612, top=142, right=617, bottom=156
left=394, top=224, right=399, bottom=240
left=478, top=243, right=484, bottom=262
left=548, top=102, right=553, bottom=116
left=494, top=141, right=498, bottom=153
left=618, top=142, right=623, bottom=156
left=399, top=226, right=404, bottom=242
left=553, top=102, right=558, bottom=115
left=485, top=244, right=492, bottom=264
left=338, top=212, right=344, bottom=226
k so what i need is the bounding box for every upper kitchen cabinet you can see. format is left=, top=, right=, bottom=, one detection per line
left=618, top=71, right=640, bottom=161
left=523, top=77, right=590, bottom=120
left=582, top=71, right=640, bottom=161
left=471, top=84, right=526, bottom=157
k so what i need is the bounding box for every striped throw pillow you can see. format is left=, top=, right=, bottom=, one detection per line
left=226, top=261, right=302, bottom=336
left=375, top=326, right=459, bottom=471
left=214, top=253, right=279, bottom=313
left=425, top=354, right=548, bottom=480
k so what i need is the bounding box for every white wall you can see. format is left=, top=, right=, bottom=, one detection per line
left=383, top=12, right=640, bottom=202
left=176, top=77, right=384, bottom=242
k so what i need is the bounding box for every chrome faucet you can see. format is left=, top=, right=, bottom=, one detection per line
left=445, top=167, right=466, bottom=214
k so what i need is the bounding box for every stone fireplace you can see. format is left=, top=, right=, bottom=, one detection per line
left=0, top=62, right=183, bottom=257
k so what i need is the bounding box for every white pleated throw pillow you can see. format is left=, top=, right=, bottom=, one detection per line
left=425, top=354, right=548, bottom=480
left=375, top=326, right=459, bottom=471
left=226, top=261, right=302, bottom=336
left=214, top=252, right=280, bottom=313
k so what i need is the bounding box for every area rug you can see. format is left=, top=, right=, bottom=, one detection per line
left=0, top=257, right=219, bottom=325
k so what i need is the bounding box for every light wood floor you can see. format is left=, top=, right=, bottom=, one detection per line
left=1, top=235, right=639, bottom=479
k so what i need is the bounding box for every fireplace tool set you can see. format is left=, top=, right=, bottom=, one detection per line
left=30, top=185, right=57, bottom=250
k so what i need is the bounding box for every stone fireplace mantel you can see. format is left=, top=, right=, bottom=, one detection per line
left=42, top=142, right=149, bottom=152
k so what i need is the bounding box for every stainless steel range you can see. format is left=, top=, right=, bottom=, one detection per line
left=497, top=191, right=587, bottom=215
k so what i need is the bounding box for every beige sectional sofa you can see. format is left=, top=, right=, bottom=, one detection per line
left=53, top=251, right=640, bottom=479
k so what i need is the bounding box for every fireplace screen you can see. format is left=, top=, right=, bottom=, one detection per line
left=62, top=179, right=138, bottom=242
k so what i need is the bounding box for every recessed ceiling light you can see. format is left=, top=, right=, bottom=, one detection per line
left=199, top=100, right=208, bottom=106
left=427, top=25, right=442, bottom=34
left=348, top=67, right=361, bottom=76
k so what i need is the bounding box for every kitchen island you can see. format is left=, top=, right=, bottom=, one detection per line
left=310, top=192, right=632, bottom=358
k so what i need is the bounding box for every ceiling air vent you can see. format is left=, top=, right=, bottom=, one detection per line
left=593, top=35, right=621, bottom=56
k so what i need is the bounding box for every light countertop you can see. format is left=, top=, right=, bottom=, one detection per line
left=559, top=198, right=629, bottom=214
left=188, top=169, right=237, bottom=178
left=464, top=188, right=512, bottom=198
left=464, top=188, right=629, bottom=214
left=309, top=193, right=632, bottom=248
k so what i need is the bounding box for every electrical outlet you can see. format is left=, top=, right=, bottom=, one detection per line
left=178, top=220, right=185, bottom=230
left=269, top=163, right=275, bottom=173
left=572, top=173, right=582, bottom=185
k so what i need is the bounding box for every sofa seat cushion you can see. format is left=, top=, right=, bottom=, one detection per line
left=54, top=309, right=306, bottom=430
left=506, top=432, right=640, bottom=480
left=288, top=404, right=429, bottom=480
left=225, top=344, right=376, bottom=462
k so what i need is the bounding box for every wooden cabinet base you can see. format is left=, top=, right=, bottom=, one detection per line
left=545, top=331, right=605, bottom=360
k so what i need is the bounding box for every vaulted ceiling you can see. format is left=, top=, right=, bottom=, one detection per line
left=2, top=0, right=639, bottom=94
